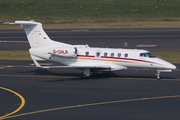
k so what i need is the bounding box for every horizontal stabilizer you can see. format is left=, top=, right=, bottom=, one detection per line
left=4, top=20, right=39, bottom=25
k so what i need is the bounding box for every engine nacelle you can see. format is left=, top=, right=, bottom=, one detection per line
left=48, top=47, right=78, bottom=57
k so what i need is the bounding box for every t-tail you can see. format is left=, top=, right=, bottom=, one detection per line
left=7, top=20, right=71, bottom=48
left=6, top=20, right=73, bottom=67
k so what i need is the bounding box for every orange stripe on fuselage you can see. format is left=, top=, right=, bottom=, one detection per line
left=78, top=57, right=135, bottom=63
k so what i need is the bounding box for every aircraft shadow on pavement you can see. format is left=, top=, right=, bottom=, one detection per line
left=19, top=68, right=176, bottom=82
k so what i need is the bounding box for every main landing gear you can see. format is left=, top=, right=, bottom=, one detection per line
left=81, top=68, right=90, bottom=79
left=81, top=68, right=100, bottom=78
left=81, top=73, right=88, bottom=79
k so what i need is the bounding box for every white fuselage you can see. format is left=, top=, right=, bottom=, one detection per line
left=30, top=46, right=176, bottom=71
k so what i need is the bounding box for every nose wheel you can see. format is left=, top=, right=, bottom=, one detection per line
left=156, top=71, right=161, bottom=80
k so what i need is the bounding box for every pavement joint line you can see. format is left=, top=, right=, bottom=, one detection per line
left=1, top=94, right=180, bottom=120
left=0, top=87, right=25, bottom=119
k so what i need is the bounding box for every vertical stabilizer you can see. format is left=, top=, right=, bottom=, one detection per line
left=10, top=20, right=52, bottom=48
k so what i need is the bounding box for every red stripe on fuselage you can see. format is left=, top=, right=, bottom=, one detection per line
left=78, top=55, right=95, bottom=58
left=77, top=55, right=161, bottom=65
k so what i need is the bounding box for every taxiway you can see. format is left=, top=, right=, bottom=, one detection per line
left=0, top=28, right=180, bottom=120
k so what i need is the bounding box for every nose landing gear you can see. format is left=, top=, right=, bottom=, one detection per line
left=156, top=71, right=161, bottom=80
left=156, top=70, right=172, bottom=80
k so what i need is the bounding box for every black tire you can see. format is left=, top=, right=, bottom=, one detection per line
left=157, top=75, right=161, bottom=80
left=81, top=73, right=87, bottom=79
left=93, top=72, right=99, bottom=77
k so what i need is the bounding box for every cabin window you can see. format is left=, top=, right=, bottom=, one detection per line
left=96, top=52, right=100, bottom=57
left=111, top=53, right=114, bottom=57
left=124, top=53, right=128, bottom=57
left=140, top=53, right=147, bottom=57
left=117, top=53, right=121, bottom=57
left=104, top=52, right=108, bottom=57
left=74, top=47, right=78, bottom=54
left=85, top=52, right=89, bottom=56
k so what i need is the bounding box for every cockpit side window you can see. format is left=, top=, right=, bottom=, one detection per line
left=140, top=53, right=147, bottom=57
left=140, top=52, right=156, bottom=58
left=146, top=52, right=156, bottom=58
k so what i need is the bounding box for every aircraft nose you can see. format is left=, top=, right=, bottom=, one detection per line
left=165, top=63, right=176, bottom=69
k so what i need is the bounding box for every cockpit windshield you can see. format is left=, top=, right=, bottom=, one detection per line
left=146, top=52, right=156, bottom=58
left=140, top=52, right=156, bottom=58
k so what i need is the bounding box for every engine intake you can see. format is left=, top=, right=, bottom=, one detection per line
left=48, top=47, right=78, bottom=57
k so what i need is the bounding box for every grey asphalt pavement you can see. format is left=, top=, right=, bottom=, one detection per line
left=1, top=28, right=180, bottom=120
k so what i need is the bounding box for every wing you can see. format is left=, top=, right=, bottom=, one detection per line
left=32, top=59, right=126, bottom=71
left=42, top=65, right=110, bottom=69
left=41, top=65, right=127, bottom=71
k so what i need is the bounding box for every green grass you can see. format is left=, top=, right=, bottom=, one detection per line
left=0, top=50, right=179, bottom=64
left=0, top=50, right=31, bottom=60
left=151, top=51, right=180, bottom=64
left=2, top=21, right=180, bottom=29
left=1, top=0, right=180, bottom=25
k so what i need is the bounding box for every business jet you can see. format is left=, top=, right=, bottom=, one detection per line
left=6, top=20, right=176, bottom=80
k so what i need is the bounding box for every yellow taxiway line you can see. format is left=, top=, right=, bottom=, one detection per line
left=0, top=74, right=79, bottom=79
left=0, top=74, right=180, bottom=81
left=0, top=87, right=25, bottom=120
left=1, top=94, right=180, bottom=119
left=0, top=66, right=13, bottom=69
left=0, top=41, right=28, bottom=43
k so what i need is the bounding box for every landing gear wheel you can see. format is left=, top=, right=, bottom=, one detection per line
left=156, top=72, right=161, bottom=80
left=81, top=73, right=88, bottom=79
left=93, top=72, right=99, bottom=77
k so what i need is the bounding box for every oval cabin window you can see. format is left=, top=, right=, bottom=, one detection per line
left=117, top=53, right=121, bottom=57
left=85, top=52, right=89, bottom=56
left=124, top=53, right=128, bottom=57
left=111, top=53, right=114, bottom=57
left=96, top=52, right=100, bottom=57
left=104, top=52, right=108, bottom=57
